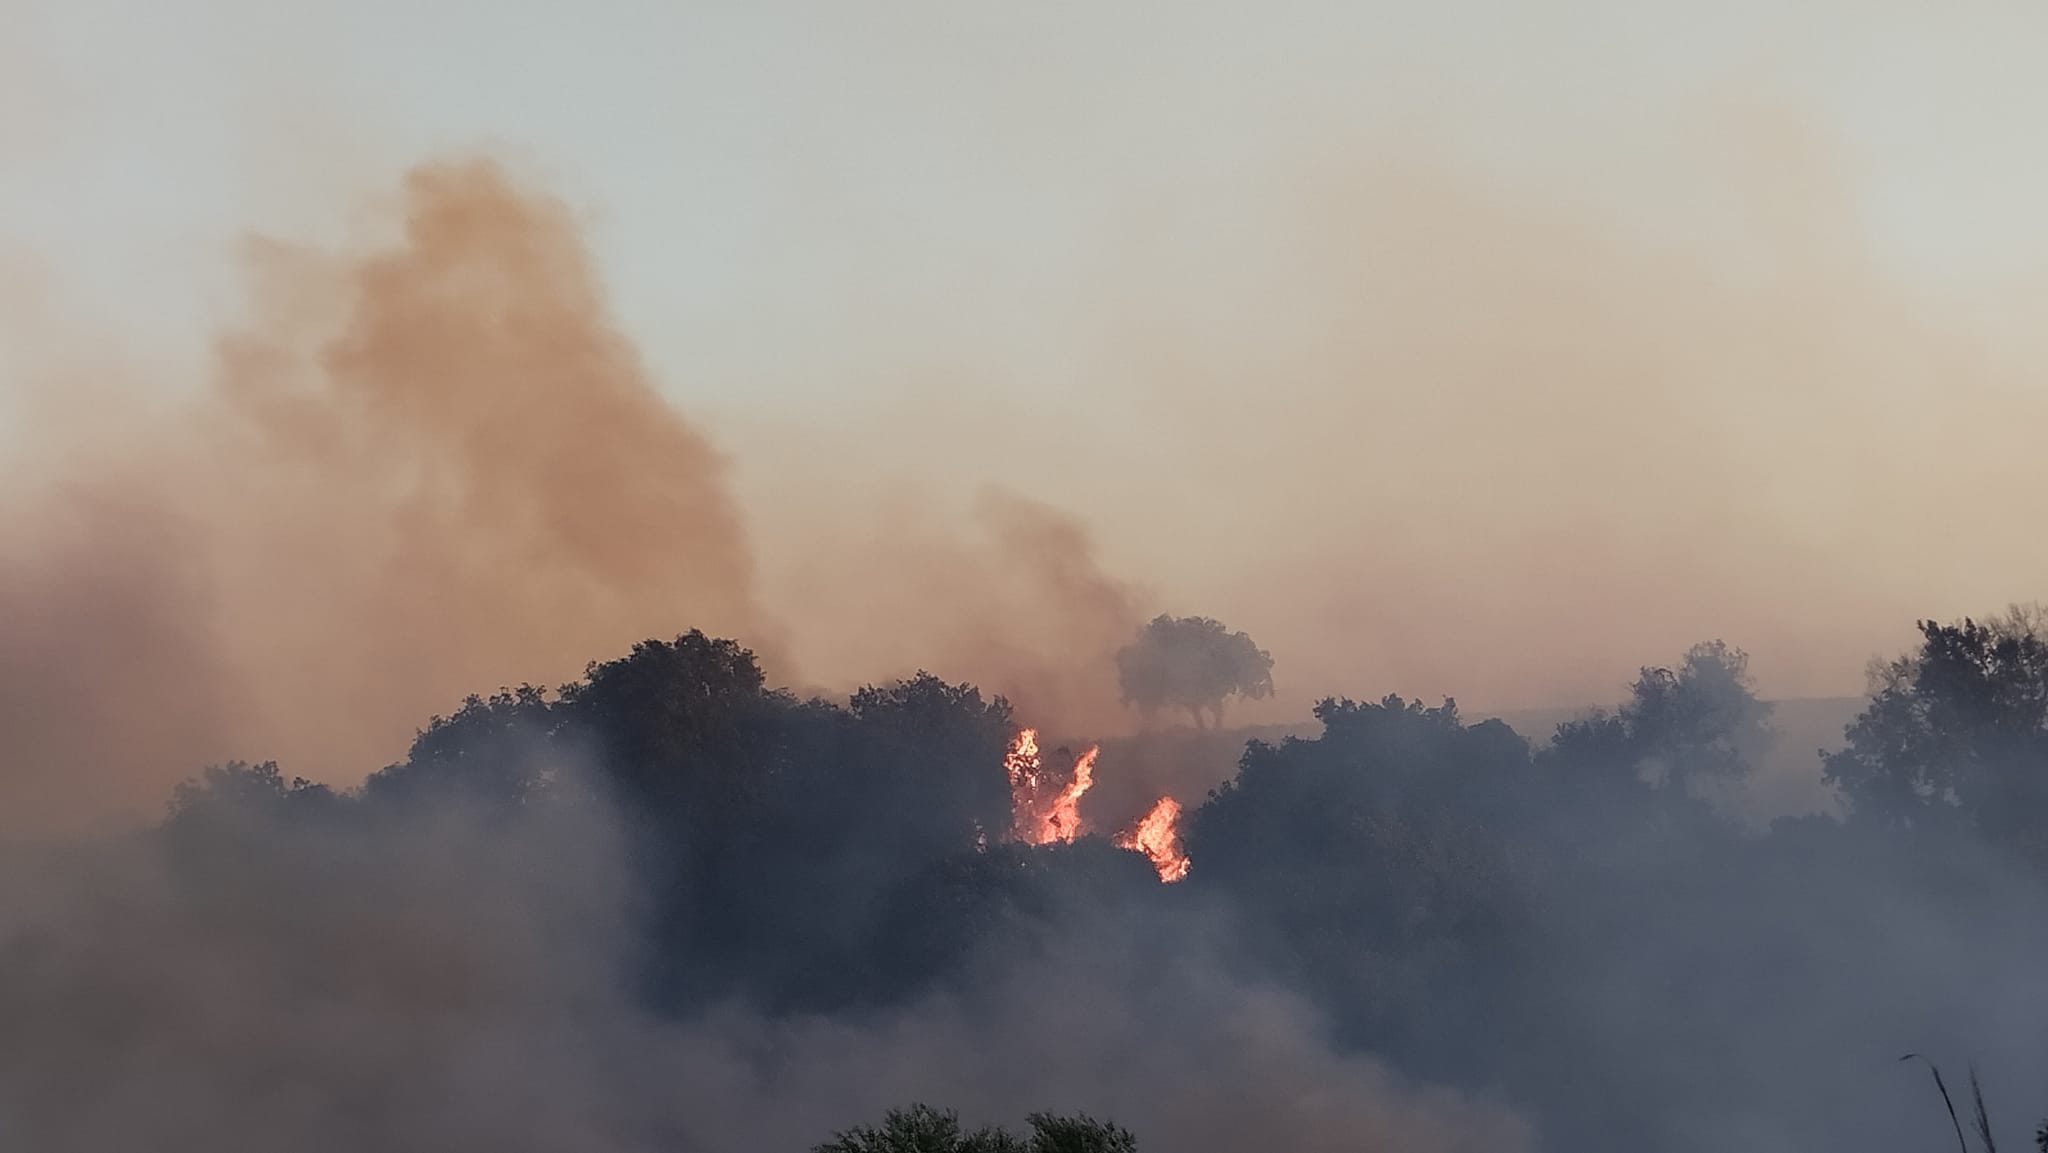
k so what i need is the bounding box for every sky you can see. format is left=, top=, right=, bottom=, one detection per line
left=7, top=0, right=2048, bottom=724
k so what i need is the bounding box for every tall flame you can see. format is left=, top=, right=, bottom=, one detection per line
left=1002, top=727, right=1097, bottom=845
left=1114, top=795, right=1191, bottom=882
left=1035, top=744, right=1096, bottom=844
left=1004, top=727, right=1041, bottom=792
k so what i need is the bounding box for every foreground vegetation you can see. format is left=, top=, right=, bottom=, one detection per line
left=814, top=1105, right=1136, bottom=1153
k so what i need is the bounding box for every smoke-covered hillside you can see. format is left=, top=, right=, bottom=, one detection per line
left=5, top=84, right=2048, bottom=1149
left=6, top=621, right=2048, bottom=1152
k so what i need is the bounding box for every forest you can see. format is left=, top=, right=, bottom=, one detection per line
left=11, top=610, right=2048, bottom=1153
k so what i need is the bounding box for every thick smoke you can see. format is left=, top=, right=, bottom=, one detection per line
left=201, top=161, right=774, bottom=781
left=0, top=160, right=774, bottom=830
left=0, top=777, right=1526, bottom=1152
left=0, top=158, right=1168, bottom=830
left=0, top=157, right=1524, bottom=1149
left=8, top=95, right=2048, bottom=1148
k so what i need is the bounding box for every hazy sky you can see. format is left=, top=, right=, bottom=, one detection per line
left=10, top=0, right=2043, bottom=345
left=8, top=0, right=2048, bottom=716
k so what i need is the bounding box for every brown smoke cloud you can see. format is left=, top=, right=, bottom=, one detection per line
left=1, top=155, right=1154, bottom=835
left=0, top=159, right=773, bottom=832
left=758, top=479, right=1146, bottom=735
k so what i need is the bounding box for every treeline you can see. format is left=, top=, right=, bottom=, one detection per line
left=161, top=612, right=2048, bottom=1151
left=170, top=633, right=1158, bottom=1014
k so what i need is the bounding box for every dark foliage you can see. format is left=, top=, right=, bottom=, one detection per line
left=156, top=614, right=2048, bottom=1152
left=1827, top=613, right=2048, bottom=861
left=813, top=1104, right=1136, bottom=1153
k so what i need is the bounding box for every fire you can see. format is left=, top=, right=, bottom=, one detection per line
left=1003, top=727, right=1041, bottom=792
left=1115, top=795, right=1191, bottom=882
left=1000, top=726, right=1189, bottom=882
left=1037, top=745, right=1095, bottom=844
left=1003, top=727, right=1098, bottom=844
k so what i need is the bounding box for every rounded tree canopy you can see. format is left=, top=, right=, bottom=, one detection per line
left=1114, top=614, right=1274, bottom=728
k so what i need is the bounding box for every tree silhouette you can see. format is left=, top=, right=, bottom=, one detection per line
left=1114, top=614, right=1274, bottom=728
left=362, top=684, right=559, bottom=808
left=1549, top=640, right=1774, bottom=800
left=1825, top=610, right=2048, bottom=858
left=145, top=618, right=2048, bottom=1153
left=1184, top=694, right=1526, bottom=1069
left=812, top=1105, right=1136, bottom=1153
left=168, top=760, right=332, bottom=820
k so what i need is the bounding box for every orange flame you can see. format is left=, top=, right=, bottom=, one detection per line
left=1002, top=727, right=1098, bottom=845
left=1002, top=728, right=1190, bottom=881
left=1004, top=727, right=1041, bottom=792
left=1035, top=744, right=1096, bottom=844
left=1114, top=795, right=1191, bottom=882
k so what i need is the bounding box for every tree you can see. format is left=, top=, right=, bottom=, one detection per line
left=1824, top=611, right=2048, bottom=857
left=1016, top=1113, right=1138, bottom=1153
left=1114, top=614, right=1274, bottom=729
left=361, top=684, right=560, bottom=808
left=842, top=672, right=1016, bottom=859
left=1548, top=640, right=1774, bottom=801
left=812, top=1105, right=1136, bottom=1153
left=167, top=760, right=339, bottom=826
left=556, top=630, right=780, bottom=816
left=1184, top=695, right=1528, bottom=1071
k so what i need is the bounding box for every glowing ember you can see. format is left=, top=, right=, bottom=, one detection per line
left=1115, top=795, right=1191, bottom=882
left=1002, top=727, right=1098, bottom=845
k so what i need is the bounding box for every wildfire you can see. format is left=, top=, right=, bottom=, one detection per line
left=1003, top=727, right=1097, bottom=844
left=1114, top=795, right=1191, bottom=883
left=1003, top=727, right=1041, bottom=793
left=1038, top=744, right=1095, bottom=844
left=1000, top=727, right=1190, bottom=882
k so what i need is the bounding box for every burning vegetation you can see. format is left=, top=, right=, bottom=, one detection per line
left=1113, top=796, right=1191, bottom=883
left=1003, top=727, right=1188, bottom=882
left=19, top=156, right=2048, bottom=1153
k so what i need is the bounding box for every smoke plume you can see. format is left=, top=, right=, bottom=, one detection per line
left=0, top=159, right=771, bottom=830
left=9, top=47, right=2048, bottom=1145
left=763, top=484, right=1145, bottom=735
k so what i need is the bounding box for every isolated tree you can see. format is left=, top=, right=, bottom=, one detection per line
left=1114, top=614, right=1274, bottom=728
left=813, top=1105, right=1136, bottom=1153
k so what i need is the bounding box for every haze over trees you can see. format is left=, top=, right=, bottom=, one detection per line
left=18, top=610, right=2048, bottom=1151
left=1114, top=614, right=1275, bottom=728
